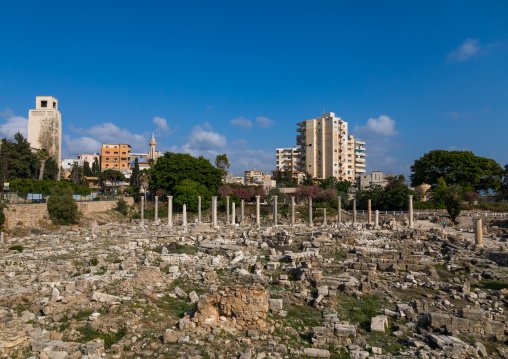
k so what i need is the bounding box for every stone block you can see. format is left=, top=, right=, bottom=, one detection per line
left=303, top=348, right=330, bottom=358
left=268, top=299, right=283, bottom=312
left=371, top=315, right=388, bottom=333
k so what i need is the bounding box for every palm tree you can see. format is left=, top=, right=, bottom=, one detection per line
left=37, top=148, right=50, bottom=180
left=139, top=171, right=151, bottom=206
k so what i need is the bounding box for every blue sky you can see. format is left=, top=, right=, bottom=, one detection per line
left=1, top=1, right=507, bottom=177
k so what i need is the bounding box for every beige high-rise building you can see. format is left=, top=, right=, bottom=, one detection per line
left=297, top=112, right=366, bottom=182
left=28, top=96, right=62, bottom=168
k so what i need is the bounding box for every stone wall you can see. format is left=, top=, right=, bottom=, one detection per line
left=3, top=197, right=134, bottom=229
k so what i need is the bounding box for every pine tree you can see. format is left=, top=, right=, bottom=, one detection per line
left=130, top=158, right=140, bottom=187
left=83, top=161, right=92, bottom=177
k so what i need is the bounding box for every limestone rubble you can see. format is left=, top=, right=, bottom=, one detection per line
left=0, top=208, right=508, bottom=358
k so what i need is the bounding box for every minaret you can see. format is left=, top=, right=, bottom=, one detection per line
left=149, top=131, right=156, bottom=162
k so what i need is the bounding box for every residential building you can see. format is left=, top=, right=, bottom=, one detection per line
left=297, top=112, right=350, bottom=180
left=275, top=147, right=302, bottom=172
left=61, top=158, right=82, bottom=172
left=100, top=144, right=131, bottom=171
left=357, top=171, right=386, bottom=190
left=224, top=174, right=244, bottom=184
left=28, top=96, right=62, bottom=170
left=245, top=169, right=270, bottom=185
left=77, top=153, right=100, bottom=166
left=348, top=135, right=366, bottom=179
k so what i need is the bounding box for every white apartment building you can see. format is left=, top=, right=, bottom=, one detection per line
left=275, top=147, right=302, bottom=172
left=297, top=112, right=366, bottom=181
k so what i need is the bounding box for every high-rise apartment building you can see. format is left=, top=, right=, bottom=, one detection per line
left=100, top=144, right=131, bottom=171
left=275, top=147, right=302, bottom=172
left=28, top=96, right=62, bottom=169
left=296, top=112, right=366, bottom=181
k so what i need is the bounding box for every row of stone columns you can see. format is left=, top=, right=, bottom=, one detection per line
left=140, top=194, right=417, bottom=230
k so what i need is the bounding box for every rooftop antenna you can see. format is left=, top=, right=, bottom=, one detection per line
left=322, top=106, right=324, bottom=115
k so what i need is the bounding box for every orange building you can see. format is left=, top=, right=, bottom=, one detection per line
left=100, top=143, right=131, bottom=171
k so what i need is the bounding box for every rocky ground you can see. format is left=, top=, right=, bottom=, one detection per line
left=1, top=208, right=508, bottom=359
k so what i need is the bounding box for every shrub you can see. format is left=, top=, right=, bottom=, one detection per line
left=0, top=204, right=5, bottom=230
left=444, top=192, right=461, bottom=223
left=114, top=199, right=128, bottom=215
left=47, top=187, right=80, bottom=225
left=9, top=245, right=23, bottom=252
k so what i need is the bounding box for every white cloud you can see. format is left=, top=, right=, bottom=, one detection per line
left=255, top=116, right=275, bottom=128
left=153, top=116, right=169, bottom=132
left=447, top=38, right=481, bottom=62
left=227, top=149, right=273, bottom=176
left=181, top=125, right=227, bottom=154
left=0, top=108, right=28, bottom=139
left=355, top=115, right=399, bottom=137
left=202, top=121, right=213, bottom=130
left=85, top=122, right=147, bottom=152
left=230, top=116, right=253, bottom=129
left=0, top=116, right=28, bottom=139
left=62, top=135, right=101, bottom=156
left=232, top=138, right=247, bottom=148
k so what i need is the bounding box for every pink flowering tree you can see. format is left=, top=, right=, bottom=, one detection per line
left=465, top=192, right=480, bottom=204
left=295, top=185, right=322, bottom=202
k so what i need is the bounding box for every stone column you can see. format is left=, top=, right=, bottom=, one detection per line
left=308, top=197, right=313, bottom=227
left=409, top=195, right=414, bottom=229
left=212, top=196, right=218, bottom=227
left=167, top=196, right=173, bottom=227
left=182, top=204, right=187, bottom=227
left=241, top=200, right=245, bottom=224
left=140, top=197, right=144, bottom=224
left=475, top=219, right=483, bottom=249
left=273, top=196, right=278, bottom=227
left=353, top=199, right=357, bottom=225
left=226, top=196, right=230, bottom=225
left=290, top=196, right=295, bottom=227
left=154, top=196, right=159, bottom=222
left=255, top=196, right=260, bottom=228
left=197, top=196, right=202, bottom=223
left=0, top=232, right=3, bottom=244
left=232, top=202, right=236, bottom=225
left=322, top=208, right=327, bottom=226
left=375, top=210, right=379, bottom=228
left=367, top=199, right=372, bottom=225
left=338, top=196, right=341, bottom=224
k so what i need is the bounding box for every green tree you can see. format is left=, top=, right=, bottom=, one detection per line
left=410, top=150, right=503, bottom=193
left=47, top=187, right=80, bottom=225
left=42, top=158, right=59, bottom=180
left=173, top=179, right=211, bottom=212
left=83, top=161, right=92, bottom=177
left=36, top=148, right=50, bottom=180
left=336, top=180, right=353, bottom=193
left=500, top=164, right=508, bottom=201
left=130, top=158, right=140, bottom=187
left=301, top=172, right=314, bottom=186
left=0, top=132, right=38, bottom=181
left=92, top=158, right=100, bottom=177
left=215, top=154, right=230, bottom=181
left=265, top=187, right=287, bottom=205
left=356, top=185, right=384, bottom=210
left=444, top=192, right=461, bottom=223
left=69, top=163, right=88, bottom=187
left=318, top=176, right=338, bottom=190
left=100, top=169, right=126, bottom=193
left=151, top=152, right=222, bottom=195
left=0, top=204, right=5, bottom=230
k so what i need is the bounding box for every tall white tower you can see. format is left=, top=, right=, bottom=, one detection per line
left=28, top=96, right=62, bottom=168
left=149, top=131, right=156, bottom=162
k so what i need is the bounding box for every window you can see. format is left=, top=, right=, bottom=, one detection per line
left=53, top=102, right=56, bottom=109
left=105, top=151, right=110, bottom=155
left=41, top=100, right=47, bottom=107
left=122, top=152, right=126, bottom=155
left=114, top=152, right=118, bottom=155
left=106, top=158, right=109, bottom=162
